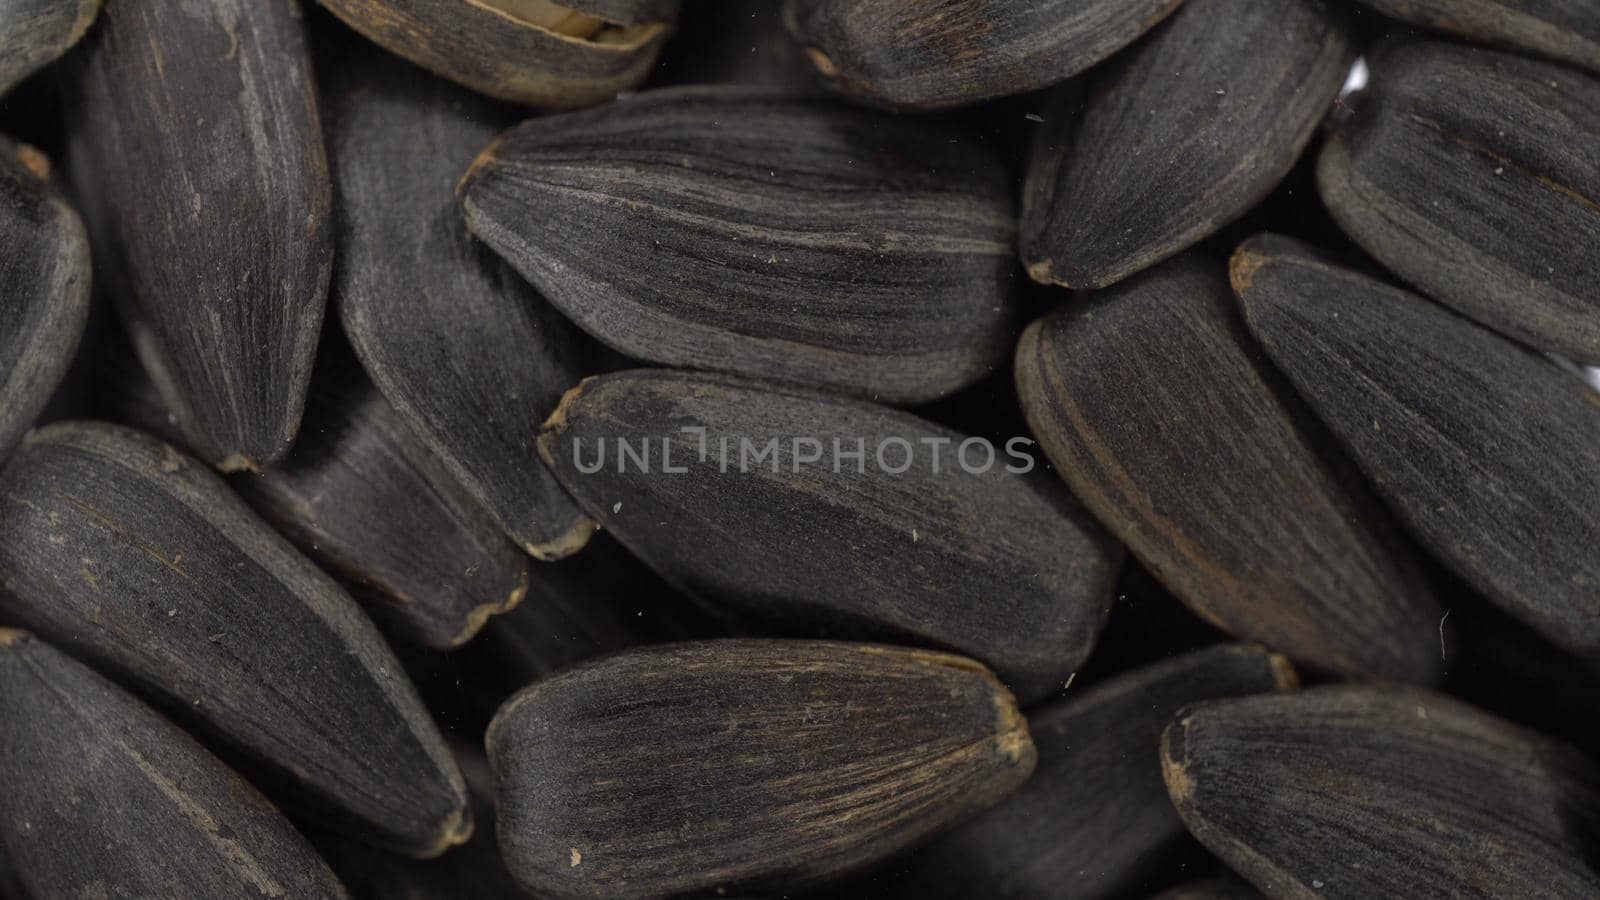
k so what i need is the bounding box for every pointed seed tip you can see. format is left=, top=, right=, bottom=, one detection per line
left=1229, top=246, right=1270, bottom=295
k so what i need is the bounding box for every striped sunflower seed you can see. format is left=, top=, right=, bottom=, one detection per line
left=0, top=422, right=470, bottom=857
left=1318, top=39, right=1600, bottom=361
left=0, top=630, right=349, bottom=899
left=325, top=28, right=593, bottom=560
left=0, top=137, right=89, bottom=462
left=61, top=0, right=332, bottom=471
left=1022, top=0, right=1353, bottom=289
left=1231, top=234, right=1600, bottom=656
left=233, top=352, right=531, bottom=650
left=459, top=86, right=1019, bottom=406
left=537, top=368, right=1122, bottom=703
left=487, top=640, right=1035, bottom=897
left=1162, top=685, right=1600, bottom=897
left=784, top=0, right=1183, bottom=109
left=1015, top=252, right=1443, bottom=683
left=315, top=0, right=676, bottom=108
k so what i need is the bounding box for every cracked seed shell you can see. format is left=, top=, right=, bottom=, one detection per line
left=315, top=0, right=677, bottom=109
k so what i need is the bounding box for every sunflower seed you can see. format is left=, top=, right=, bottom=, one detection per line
left=0, top=0, right=99, bottom=95
left=0, top=137, right=89, bottom=461
left=0, top=630, right=349, bottom=898
left=233, top=353, right=531, bottom=651
left=325, top=29, right=593, bottom=560
left=1231, top=234, right=1600, bottom=656
left=60, top=0, right=332, bottom=471
left=536, top=369, right=1122, bottom=703
left=1318, top=40, right=1600, bottom=362
left=1162, top=685, right=1600, bottom=897
left=315, top=0, right=675, bottom=108
left=487, top=639, right=1035, bottom=897
left=1015, top=252, right=1443, bottom=683
left=892, top=643, right=1295, bottom=900
left=784, top=0, right=1183, bottom=109
left=0, top=422, right=469, bottom=856
left=1022, top=0, right=1353, bottom=289
left=1355, top=0, right=1600, bottom=75
left=460, top=86, right=1018, bottom=406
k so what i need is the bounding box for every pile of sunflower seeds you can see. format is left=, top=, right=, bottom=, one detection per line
left=1, top=0, right=1598, bottom=897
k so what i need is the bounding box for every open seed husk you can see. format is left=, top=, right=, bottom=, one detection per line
left=325, top=26, right=592, bottom=560
left=460, top=86, right=1019, bottom=406
left=233, top=351, right=531, bottom=650
left=60, top=0, right=331, bottom=471
left=0, top=0, right=99, bottom=95
left=1232, top=234, right=1600, bottom=657
left=1022, top=0, right=1353, bottom=289
left=487, top=639, right=1035, bottom=897
left=1163, top=686, right=1600, bottom=896
left=537, top=368, right=1123, bottom=703
left=1016, top=252, right=1443, bottom=683
left=0, top=629, right=349, bottom=899
left=0, top=422, right=470, bottom=857
left=1318, top=39, right=1600, bottom=362
left=315, top=0, right=676, bottom=108
left=784, top=0, right=1184, bottom=109
left=891, top=644, right=1295, bottom=900
left=0, top=136, right=89, bottom=462
left=1356, top=0, right=1600, bottom=75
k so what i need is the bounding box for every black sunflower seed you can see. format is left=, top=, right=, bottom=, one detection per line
left=60, top=0, right=332, bottom=471
left=1356, top=0, right=1600, bottom=75
left=1318, top=40, right=1600, bottom=362
left=891, top=643, right=1295, bottom=900
left=324, top=28, right=593, bottom=560
left=1231, top=234, right=1600, bottom=656
left=784, top=0, right=1183, bottom=109
left=1014, top=252, right=1443, bottom=683
left=0, top=0, right=99, bottom=95
left=1022, top=0, right=1353, bottom=289
left=487, top=639, right=1035, bottom=898
left=315, top=0, right=676, bottom=109
left=459, top=86, right=1019, bottom=406
left=0, top=137, right=89, bottom=461
left=536, top=368, right=1122, bottom=703
left=0, top=422, right=470, bottom=857
left=233, top=354, right=531, bottom=651
left=1162, top=685, right=1600, bottom=896
left=0, top=630, right=349, bottom=899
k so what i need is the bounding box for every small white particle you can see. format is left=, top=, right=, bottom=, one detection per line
left=1494, top=167, right=1504, bottom=175
left=570, top=848, right=582, bottom=867
left=1313, top=880, right=1325, bottom=889
left=912, top=528, right=919, bottom=542
left=1024, top=113, right=1044, bottom=123
left=612, top=502, right=622, bottom=514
